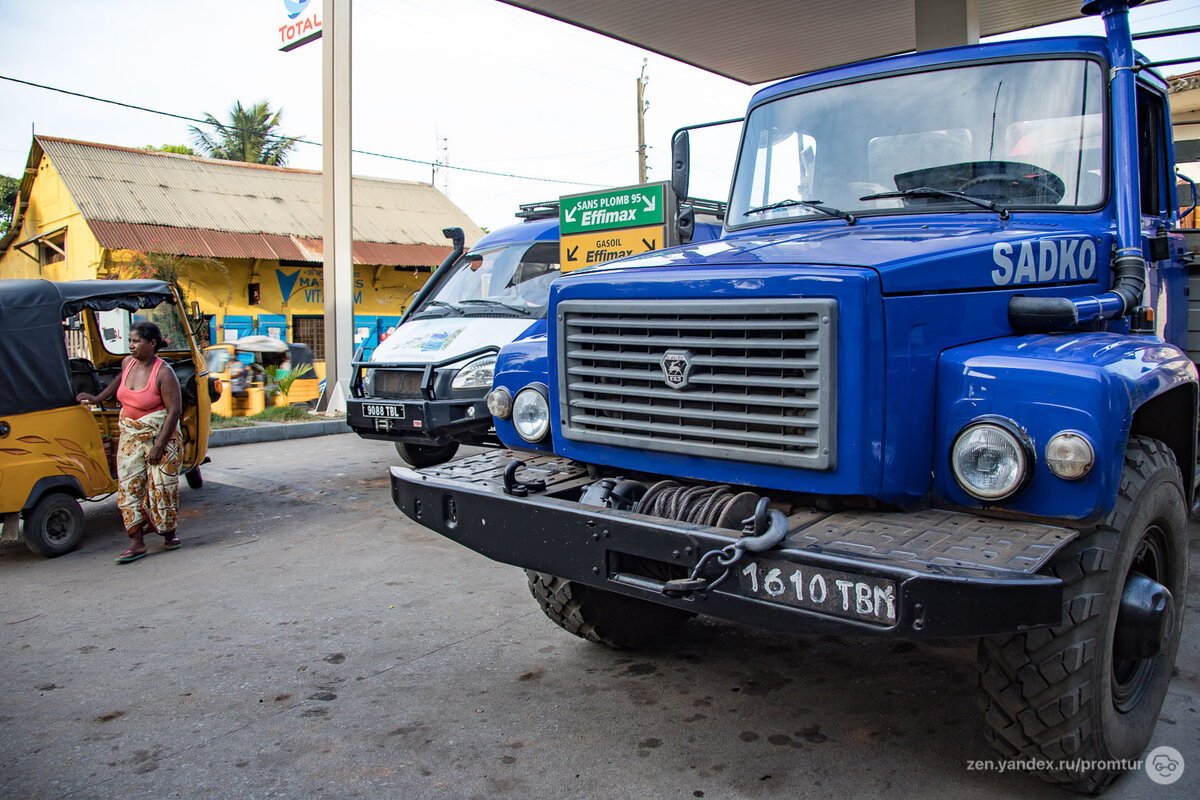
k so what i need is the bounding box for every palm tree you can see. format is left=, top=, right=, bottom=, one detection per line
left=190, top=101, right=301, bottom=166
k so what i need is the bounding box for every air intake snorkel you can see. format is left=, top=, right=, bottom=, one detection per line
left=1008, top=0, right=1147, bottom=332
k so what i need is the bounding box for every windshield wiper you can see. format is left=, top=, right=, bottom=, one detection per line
left=858, top=187, right=1010, bottom=220
left=742, top=198, right=856, bottom=225
left=411, top=299, right=463, bottom=317
left=457, top=298, right=534, bottom=316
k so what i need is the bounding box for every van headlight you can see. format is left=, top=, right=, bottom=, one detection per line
left=513, top=387, right=550, bottom=442
left=451, top=355, right=497, bottom=390
left=360, top=368, right=375, bottom=394
left=950, top=417, right=1033, bottom=501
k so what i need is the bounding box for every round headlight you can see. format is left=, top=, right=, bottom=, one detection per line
left=512, top=387, right=550, bottom=442
left=1045, top=431, right=1094, bottom=480
left=451, top=355, right=497, bottom=390
left=486, top=386, right=513, bottom=419
left=950, top=419, right=1032, bottom=501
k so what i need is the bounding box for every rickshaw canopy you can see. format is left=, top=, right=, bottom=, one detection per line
left=231, top=334, right=290, bottom=354
left=0, top=279, right=176, bottom=416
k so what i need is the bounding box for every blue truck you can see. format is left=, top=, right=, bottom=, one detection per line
left=390, top=1, right=1195, bottom=790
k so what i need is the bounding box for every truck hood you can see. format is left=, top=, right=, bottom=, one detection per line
left=581, top=219, right=1108, bottom=294
left=368, top=316, right=534, bottom=365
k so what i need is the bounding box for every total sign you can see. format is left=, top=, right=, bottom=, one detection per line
left=559, top=182, right=671, bottom=271
left=279, top=0, right=322, bottom=52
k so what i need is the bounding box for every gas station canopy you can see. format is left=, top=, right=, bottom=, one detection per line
left=500, top=0, right=1159, bottom=84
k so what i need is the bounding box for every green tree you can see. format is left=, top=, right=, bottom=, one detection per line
left=189, top=101, right=301, bottom=166
left=144, top=144, right=195, bottom=155
left=1, top=174, right=19, bottom=234
left=109, top=249, right=232, bottom=339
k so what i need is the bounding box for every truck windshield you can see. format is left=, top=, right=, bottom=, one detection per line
left=728, top=58, right=1105, bottom=226
left=413, top=241, right=560, bottom=318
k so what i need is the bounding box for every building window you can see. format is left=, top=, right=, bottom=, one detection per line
left=39, top=230, right=66, bottom=267
left=292, top=315, right=325, bottom=360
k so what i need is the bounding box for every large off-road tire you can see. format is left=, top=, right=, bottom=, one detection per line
left=977, top=436, right=1187, bottom=793
left=395, top=442, right=459, bottom=468
left=23, top=493, right=86, bottom=558
left=526, top=570, right=694, bottom=650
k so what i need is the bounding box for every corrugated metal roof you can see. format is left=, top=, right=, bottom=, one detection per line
left=86, top=221, right=452, bottom=266
left=501, top=0, right=1158, bottom=85
left=35, top=136, right=485, bottom=265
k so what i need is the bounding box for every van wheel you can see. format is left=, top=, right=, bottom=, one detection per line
left=185, top=467, right=203, bottom=489
left=23, top=493, right=85, bottom=558
left=526, top=571, right=693, bottom=650
left=395, top=442, right=459, bottom=468
left=977, top=437, right=1187, bottom=793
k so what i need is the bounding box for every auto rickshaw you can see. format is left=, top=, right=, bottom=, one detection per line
left=204, top=336, right=319, bottom=417
left=0, top=279, right=213, bottom=557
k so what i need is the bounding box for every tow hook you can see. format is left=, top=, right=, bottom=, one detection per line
left=502, top=460, right=547, bottom=497
left=1113, top=572, right=1173, bottom=660
left=662, top=498, right=789, bottom=598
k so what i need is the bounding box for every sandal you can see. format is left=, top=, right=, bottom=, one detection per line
left=116, top=549, right=147, bottom=564
left=163, top=535, right=181, bottom=551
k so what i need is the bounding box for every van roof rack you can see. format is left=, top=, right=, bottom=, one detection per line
left=686, top=197, right=728, bottom=221
left=515, top=201, right=560, bottom=220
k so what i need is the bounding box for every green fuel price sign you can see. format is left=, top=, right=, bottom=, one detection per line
left=560, top=182, right=667, bottom=236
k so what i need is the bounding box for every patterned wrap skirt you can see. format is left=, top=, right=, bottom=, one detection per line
left=117, top=410, right=182, bottom=534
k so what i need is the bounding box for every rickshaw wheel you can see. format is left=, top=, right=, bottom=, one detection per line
left=185, top=467, right=204, bottom=489
left=23, top=493, right=85, bottom=558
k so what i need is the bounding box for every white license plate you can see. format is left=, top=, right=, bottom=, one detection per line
left=737, top=557, right=898, bottom=626
left=364, top=404, right=405, bottom=419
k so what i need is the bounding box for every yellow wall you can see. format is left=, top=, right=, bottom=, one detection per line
left=0, top=153, right=103, bottom=281
left=1, top=155, right=435, bottom=375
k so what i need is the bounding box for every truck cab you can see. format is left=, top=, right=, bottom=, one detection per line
left=390, top=2, right=1193, bottom=791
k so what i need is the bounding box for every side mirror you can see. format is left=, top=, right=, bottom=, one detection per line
left=671, top=130, right=690, bottom=204
left=675, top=204, right=695, bottom=244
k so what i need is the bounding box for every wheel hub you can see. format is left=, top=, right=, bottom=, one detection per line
left=1113, top=572, right=1173, bottom=661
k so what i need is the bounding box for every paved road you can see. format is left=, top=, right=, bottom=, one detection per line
left=1, top=434, right=1196, bottom=799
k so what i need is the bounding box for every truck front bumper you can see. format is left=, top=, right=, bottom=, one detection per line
left=347, top=396, right=491, bottom=445
left=391, top=450, right=1079, bottom=638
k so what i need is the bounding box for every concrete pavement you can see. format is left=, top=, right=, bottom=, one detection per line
left=1, top=434, right=1196, bottom=799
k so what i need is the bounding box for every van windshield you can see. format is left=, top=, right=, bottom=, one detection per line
left=728, top=58, right=1106, bottom=226
left=412, top=241, right=560, bottom=319
left=97, top=301, right=192, bottom=355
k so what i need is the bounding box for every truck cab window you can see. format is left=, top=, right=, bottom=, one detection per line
left=1137, top=85, right=1168, bottom=217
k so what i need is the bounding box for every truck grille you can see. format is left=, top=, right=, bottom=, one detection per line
left=372, top=370, right=425, bottom=399
left=557, top=298, right=836, bottom=469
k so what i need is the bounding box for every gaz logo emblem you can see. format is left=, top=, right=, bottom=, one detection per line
left=660, top=350, right=695, bottom=389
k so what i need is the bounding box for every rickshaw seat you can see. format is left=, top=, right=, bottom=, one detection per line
left=68, top=358, right=103, bottom=396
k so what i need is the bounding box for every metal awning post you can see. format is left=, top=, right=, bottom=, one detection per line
left=317, top=0, right=354, bottom=414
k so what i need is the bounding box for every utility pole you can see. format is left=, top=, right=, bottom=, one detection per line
left=636, top=59, right=648, bottom=184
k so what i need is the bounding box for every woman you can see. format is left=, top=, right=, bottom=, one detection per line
left=76, top=321, right=183, bottom=563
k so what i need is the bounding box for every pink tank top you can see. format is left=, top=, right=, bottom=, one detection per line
left=118, top=358, right=165, bottom=419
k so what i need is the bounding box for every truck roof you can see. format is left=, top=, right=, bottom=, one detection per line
left=751, top=35, right=1167, bottom=107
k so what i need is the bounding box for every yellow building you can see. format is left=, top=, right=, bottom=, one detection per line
left=0, top=136, right=485, bottom=373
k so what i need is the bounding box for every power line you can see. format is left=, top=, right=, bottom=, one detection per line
left=0, top=73, right=606, bottom=188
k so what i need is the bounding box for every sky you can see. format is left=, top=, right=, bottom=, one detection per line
left=1, top=0, right=1198, bottom=232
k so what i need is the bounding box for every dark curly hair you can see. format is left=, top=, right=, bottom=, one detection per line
left=130, top=320, right=168, bottom=352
